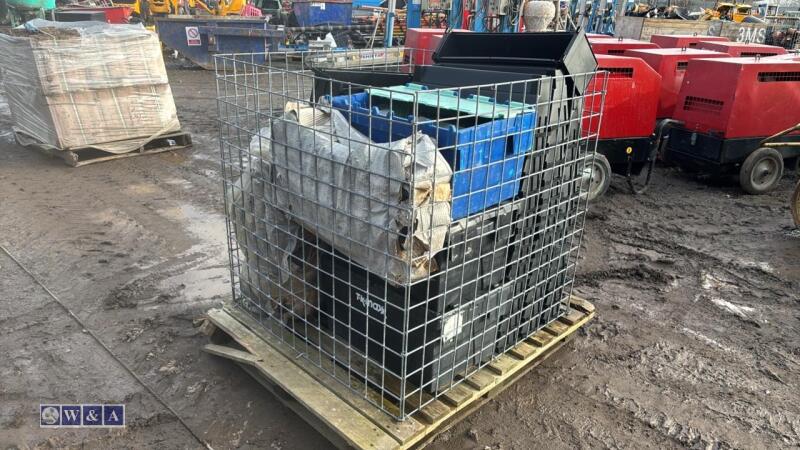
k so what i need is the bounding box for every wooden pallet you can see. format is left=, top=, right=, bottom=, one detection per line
left=202, top=297, right=595, bottom=450
left=19, top=131, right=192, bottom=167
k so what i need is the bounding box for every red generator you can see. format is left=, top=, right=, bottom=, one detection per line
left=589, top=38, right=659, bottom=55
left=587, top=33, right=613, bottom=39
left=649, top=34, right=729, bottom=49
left=58, top=6, right=132, bottom=23
left=695, top=41, right=788, bottom=57
left=405, top=28, right=446, bottom=66
left=665, top=57, right=800, bottom=193
left=625, top=48, right=729, bottom=118
left=583, top=55, right=661, bottom=198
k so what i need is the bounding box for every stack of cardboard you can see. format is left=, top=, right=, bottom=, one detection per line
left=0, top=21, right=180, bottom=154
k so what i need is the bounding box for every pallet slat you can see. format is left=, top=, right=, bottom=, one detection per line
left=417, top=400, right=451, bottom=425
left=462, top=369, right=496, bottom=391
left=545, top=320, right=570, bottom=337
left=570, top=296, right=596, bottom=314
left=560, top=308, right=585, bottom=326
left=528, top=330, right=554, bottom=347
left=203, top=343, right=260, bottom=364
left=509, top=341, right=539, bottom=359
left=488, top=354, right=520, bottom=376
left=440, top=383, right=475, bottom=408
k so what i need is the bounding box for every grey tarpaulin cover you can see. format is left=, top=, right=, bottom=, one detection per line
left=0, top=20, right=180, bottom=153
left=229, top=102, right=453, bottom=302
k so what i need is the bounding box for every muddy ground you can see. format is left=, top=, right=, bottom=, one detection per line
left=1, top=68, right=799, bottom=450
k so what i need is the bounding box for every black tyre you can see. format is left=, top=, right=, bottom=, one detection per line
left=585, top=153, right=612, bottom=201
left=739, top=147, right=784, bottom=195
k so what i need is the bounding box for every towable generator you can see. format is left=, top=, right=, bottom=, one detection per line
left=625, top=48, right=729, bottom=119
left=588, top=37, right=659, bottom=55
left=649, top=34, right=729, bottom=49
left=665, top=57, right=800, bottom=194
left=584, top=55, right=661, bottom=199
left=696, top=41, right=788, bottom=57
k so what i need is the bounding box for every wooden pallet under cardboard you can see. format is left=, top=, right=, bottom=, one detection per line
left=201, top=296, right=595, bottom=450
left=18, top=131, right=192, bottom=167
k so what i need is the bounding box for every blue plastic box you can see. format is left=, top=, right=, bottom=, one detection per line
left=330, top=88, right=536, bottom=219
left=292, top=0, right=353, bottom=26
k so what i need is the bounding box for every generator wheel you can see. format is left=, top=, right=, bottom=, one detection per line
left=792, top=180, right=800, bottom=227
left=739, top=147, right=784, bottom=195
left=586, top=153, right=612, bottom=201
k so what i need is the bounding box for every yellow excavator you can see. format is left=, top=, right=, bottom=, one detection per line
left=700, top=2, right=754, bottom=22
left=113, top=0, right=246, bottom=23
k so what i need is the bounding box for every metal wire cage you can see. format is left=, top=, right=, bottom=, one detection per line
left=215, top=47, right=606, bottom=420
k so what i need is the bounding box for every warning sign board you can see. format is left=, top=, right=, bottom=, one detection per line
left=185, top=26, right=201, bottom=46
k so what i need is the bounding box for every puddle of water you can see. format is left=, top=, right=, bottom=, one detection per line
left=164, top=178, right=193, bottom=188
left=156, top=204, right=232, bottom=301
left=88, top=208, right=141, bottom=236
left=191, top=151, right=217, bottom=163
left=125, top=184, right=159, bottom=195
left=157, top=203, right=227, bottom=251
left=160, top=265, right=231, bottom=301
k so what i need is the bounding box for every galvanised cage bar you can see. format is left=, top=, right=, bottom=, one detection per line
left=215, top=43, right=606, bottom=420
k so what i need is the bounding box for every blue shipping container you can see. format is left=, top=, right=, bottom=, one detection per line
left=292, top=0, right=353, bottom=26
left=352, top=0, right=383, bottom=6
left=330, top=88, right=536, bottom=220
left=155, top=17, right=285, bottom=70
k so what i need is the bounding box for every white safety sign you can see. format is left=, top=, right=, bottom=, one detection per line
left=185, top=26, right=201, bottom=46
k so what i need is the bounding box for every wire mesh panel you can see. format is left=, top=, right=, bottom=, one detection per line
left=765, top=23, right=800, bottom=50
left=216, top=47, right=606, bottom=420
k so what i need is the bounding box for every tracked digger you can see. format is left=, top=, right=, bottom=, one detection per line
left=114, top=0, right=248, bottom=24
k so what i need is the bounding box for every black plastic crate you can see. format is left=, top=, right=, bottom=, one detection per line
left=433, top=31, right=597, bottom=86
left=497, top=285, right=567, bottom=350
left=417, top=201, right=520, bottom=309
left=521, top=145, right=586, bottom=195
left=317, top=252, right=516, bottom=391
left=497, top=251, right=570, bottom=350
left=314, top=201, right=520, bottom=315
left=519, top=199, right=581, bottom=235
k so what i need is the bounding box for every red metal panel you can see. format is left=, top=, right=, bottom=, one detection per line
left=589, top=38, right=659, bottom=55
left=586, top=33, right=612, bottom=39
left=695, top=41, right=787, bottom=57
left=674, top=58, right=800, bottom=138
left=59, top=6, right=132, bottom=23
left=649, top=34, right=729, bottom=49
left=625, top=48, right=729, bottom=118
left=584, top=55, right=661, bottom=139
left=430, top=33, right=444, bottom=53
left=405, top=28, right=446, bottom=66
